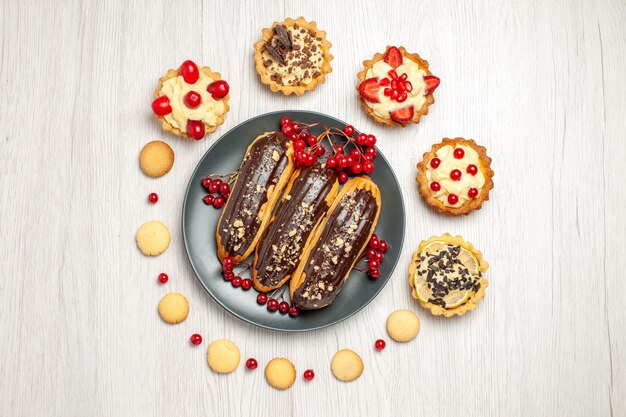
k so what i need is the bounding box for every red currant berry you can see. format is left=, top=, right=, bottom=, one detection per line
left=267, top=298, right=279, bottom=311
left=366, top=248, right=377, bottom=259
left=378, top=240, right=388, bottom=253
left=450, top=169, right=462, bottom=181
left=280, top=117, right=291, bottom=126
left=256, top=293, right=268, bottom=305
left=351, top=163, right=363, bottom=174
left=447, top=193, right=459, bottom=205
left=241, top=278, right=252, bottom=290
left=356, top=133, right=367, bottom=145
left=430, top=181, right=441, bottom=192
left=213, top=196, right=225, bottom=209
left=184, top=91, right=202, bottom=108
left=158, top=273, right=169, bottom=284
left=327, top=157, right=337, bottom=169
left=246, top=358, right=258, bottom=370
left=208, top=181, right=219, bottom=194
left=314, top=146, right=325, bottom=157
left=363, top=161, right=374, bottom=174
left=375, top=339, right=386, bottom=351
left=288, top=305, right=300, bottom=317
left=466, top=164, right=478, bottom=175
left=148, top=192, right=158, bottom=204
left=190, top=333, right=202, bottom=345
left=231, top=276, right=242, bottom=288
left=186, top=120, right=205, bottom=140
left=207, top=80, right=229, bottom=99
left=282, top=124, right=293, bottom=135
left=338, top=172, right=349, bottom=184
left=278, top=301, right=290, bottom=314
left=221, top=256, right=234, bottom=269
left=365, top=134, right=377, bottom=147
left=223, top=271, right=234, bottom=281
left=453, top=148, right=465, bottom=159
left=289, top=132, right=298, bottom=142
left=468, top=188, right=479, bottom=199
left=333, top=145, right=345, bottom=155
left=201, top=177, right=212, bottom=190
left=292, top=122, right=302, bottom=133
left=368, top=259, right=380, bottom=270
left=343, top=125, right=355, bottom=136
left=349, top=148, right=361, bottom=159
left=369, top=234, right=380, bottom=249
left=305, top=153, right=316, bottom=166
left=376, top=251, right=384, bottom=262
left=180, top=60, right=200, bottom=84
left=306, top=135, right=317, bottom=146
left=151, top=96, right=172, bottom=116
left=365, top=147, right=377, bottom=157
left=303, top=369, right=315, bottom=380
left=294, top=139, right=306, bottom=151
left=203, top=195, right=215, bottom=205
left=430, top=158, right=441, bottom=169
left=362, top=154, right=373, bottom=163
left=369, top=269, right=380, bottom=279
left=220, top=182, right=230, bottom=196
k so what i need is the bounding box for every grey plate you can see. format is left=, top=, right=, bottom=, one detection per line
left=182, top=110, right=405, bottom=332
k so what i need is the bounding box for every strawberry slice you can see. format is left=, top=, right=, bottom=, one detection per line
left=384, top=46, right=403, bottom=69
left=359, top=77, right=380, bottom=103
left=424, top=75, right=440, bottom=95
left=390, top=106, right=414, bottom=123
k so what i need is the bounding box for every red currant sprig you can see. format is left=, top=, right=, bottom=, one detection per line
left=365, top=234, right=388, bottom=279
left=280, top=117, right=324, bottom=169
left=201, top=173, right=237, bottom=209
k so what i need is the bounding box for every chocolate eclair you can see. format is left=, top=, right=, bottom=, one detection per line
left=216, top=131, right=295, bottom=264
left=290, top=176, right=381, bottom=310
left=252, top=163, right=339, bottom=292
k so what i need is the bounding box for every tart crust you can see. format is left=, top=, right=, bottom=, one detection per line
left=416, top=137, right=494, bottom=216
left=154, top=67, right=230, bottom=139
left=253, top=17, right=333, bottom=96
left=356, top=46, right=435, bottom=127
left=408, top=233, right=489, bottom=317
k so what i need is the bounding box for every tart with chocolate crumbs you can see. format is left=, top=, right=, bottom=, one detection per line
left=357, top=46, right=439, bottom=127
left=253, top=17, right=333, bottom=96
left=409, top=234, right=489, bottom=317
left=416, top=137, right=494, bottom=216
left=151, top=60, right=230, bottom=140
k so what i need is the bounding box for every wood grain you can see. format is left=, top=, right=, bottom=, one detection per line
left=1, top=0, right=625, bottom=416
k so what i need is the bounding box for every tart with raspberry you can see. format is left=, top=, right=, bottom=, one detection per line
left=416, top=137, right=494, bottom=216
left=151, top=60, right=230, bottom=140
left=253, top=17, right=333, bottom=96
left=357, top=46, right=439, bottom=127
left=409, top=234, right=489, bottom=317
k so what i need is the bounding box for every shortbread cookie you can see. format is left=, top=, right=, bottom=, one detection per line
left=139, top=141, right=175, bottom=178
left=386, top=309, right=420, bottom=342
left=331, top=349, right=364, bottom=382
left=264, top=358, right=296, bottom=390
left=136, top=220, right=171, bottom=256
left=207, top=339, right=240, bottom=374
left=158, top=292, right=189, bottom=324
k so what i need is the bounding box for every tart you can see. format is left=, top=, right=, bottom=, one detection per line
left=416, top=137, right=494, bottom=216
left=253, top=17, right=333, bottom=96
left=356, top=46, right=439, bottom=127
left=151, top=60, right=230, bottom=140
left=409, top=234, right=489, bottom=317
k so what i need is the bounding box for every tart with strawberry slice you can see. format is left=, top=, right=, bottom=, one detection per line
left=357, top=46, right=439, bottom=127
left=416, top=137, right=494, bottom=216
left=253, top=17, right=333, bottom=96
left=151, top=60, right=230, bottom=140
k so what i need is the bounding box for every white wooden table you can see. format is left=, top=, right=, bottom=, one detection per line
left=1, top=1, right=625, bottom=416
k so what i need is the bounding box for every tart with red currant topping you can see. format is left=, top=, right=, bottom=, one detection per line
left=253, top=17, right=333, bottom=96
left=409, top=234, right=489, bottom=317
left=151, top=60, right=230, bottom=140
left=416, top=137, right=494, bottom=216
left=357, top=46, right=439, bottom=127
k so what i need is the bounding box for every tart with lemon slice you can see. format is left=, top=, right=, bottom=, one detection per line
left=409, top=234, right=489, bottom=317
left=151, top=60, right=230, bottom=140
left=417, top=137, right=494, bottom=216
left=253, top=17, right=333, bottom=96
left=356, top=46, right=439, bottom=127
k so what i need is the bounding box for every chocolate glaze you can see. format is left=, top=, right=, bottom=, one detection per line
left=254, top=164, right=338, bottom=289
left=292, top=188, right=379, bottom=310
left=217, top=132, right=291, bottom=258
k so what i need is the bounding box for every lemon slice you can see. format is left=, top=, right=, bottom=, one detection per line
left=413, top=277, right=431, bottom=303
left=457, top=247, right=479, bottom=274
left=442, top=290, right=470, bottom=309
left=421, top=241, right=446, bottom=255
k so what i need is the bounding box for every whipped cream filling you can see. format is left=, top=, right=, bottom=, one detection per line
left=425, top=145, right=486, bottom=208
left=159, top=71, right=225, bottom=133
left=364, top=58, right=427, bottom=119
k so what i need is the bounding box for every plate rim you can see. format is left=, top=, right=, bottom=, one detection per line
left=181, top=110, right=406, bottom=332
